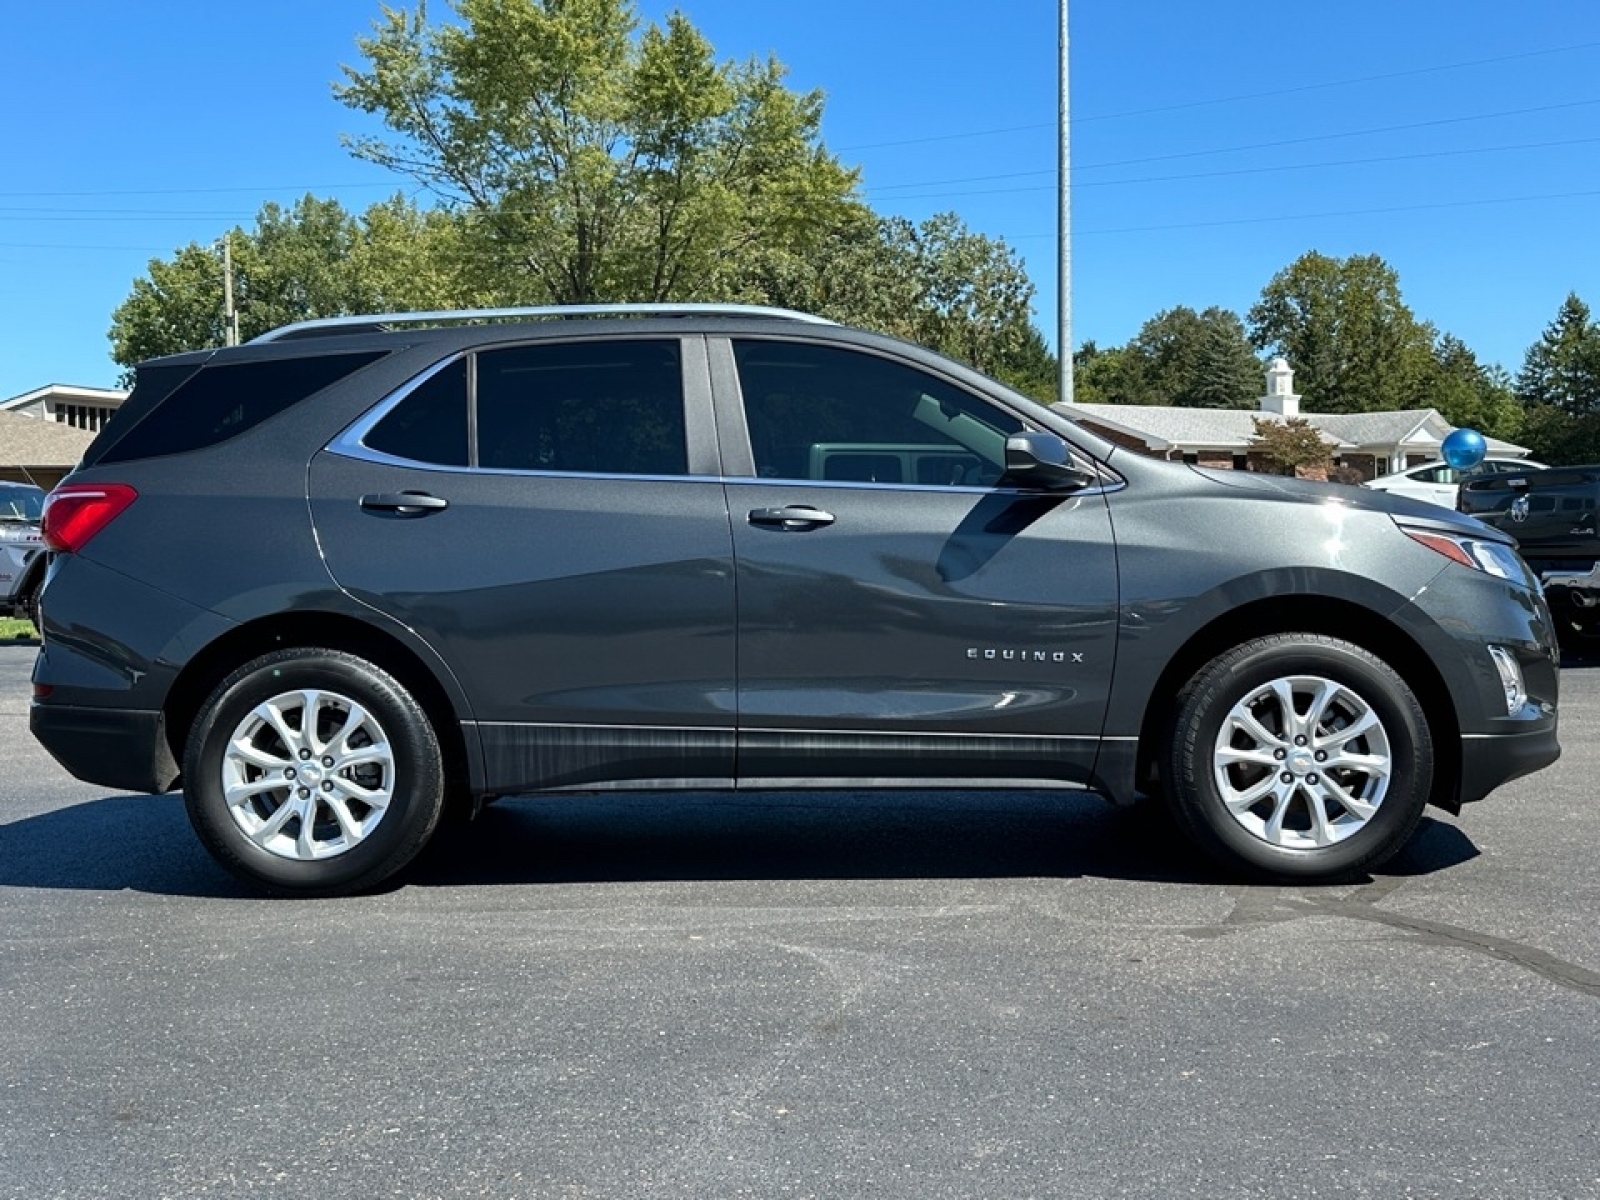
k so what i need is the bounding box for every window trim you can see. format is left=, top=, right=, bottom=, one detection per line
left=705, top=333, right=1117, bottom=495
left=325, top=334, right=716, bottom=478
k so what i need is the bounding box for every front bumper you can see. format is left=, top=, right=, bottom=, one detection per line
left=30, top=703, right=180, bottom=794
left=1458, top=724, right=1561, bottom=807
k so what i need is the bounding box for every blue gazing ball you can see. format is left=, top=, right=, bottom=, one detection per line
left=1441, top=428, right=1488, bottom=471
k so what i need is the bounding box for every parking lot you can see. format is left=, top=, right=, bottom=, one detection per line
left=2, top=640, right=1598, bottom=1199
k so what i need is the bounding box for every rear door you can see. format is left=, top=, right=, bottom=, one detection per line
left=309, top=335, right=738, bottom=794
left=712, top=336, right=1119, bottom=788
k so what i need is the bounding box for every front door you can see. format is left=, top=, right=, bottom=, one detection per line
left=715, top=337, right=1118, bottom=788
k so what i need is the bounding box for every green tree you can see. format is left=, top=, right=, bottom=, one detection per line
left=109, top=194, right=468, bottom=370
left=1247, top=251, right=1434, bottom=413
left=742, top=212, right=1049, bottom=395
left=1125, top=306, right=1260, bottom=408
left=1419, top=334, right=1522, bottom=442
left=1068, top=340, right=1143, bottom=406
left=335, top=0, right=861, bottom=305
left=1516, top=293, right=1600, bottom=415
left=1251, top=415, right=1332, bottom=475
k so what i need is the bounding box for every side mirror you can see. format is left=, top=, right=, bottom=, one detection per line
left=1003, top=432, right=1095, bottom=490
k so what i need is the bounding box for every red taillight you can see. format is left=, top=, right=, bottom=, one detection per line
left=41, top=483, right=138, bottom=553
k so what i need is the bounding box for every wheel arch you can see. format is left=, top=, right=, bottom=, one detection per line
left=162, top=611, right=478, bottom=806
left=1130, top=595, right=1462, bottom=814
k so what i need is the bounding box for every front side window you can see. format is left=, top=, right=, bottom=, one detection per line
left=733, top=340, right=1023, bottom=487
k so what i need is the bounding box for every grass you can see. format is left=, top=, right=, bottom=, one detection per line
left=0, top=617, right=38, bottom=641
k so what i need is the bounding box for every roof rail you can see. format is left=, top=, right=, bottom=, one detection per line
left=250, top=303, right=835, bottom=344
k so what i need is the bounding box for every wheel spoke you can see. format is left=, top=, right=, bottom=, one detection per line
left=1269, top=679, right=1301, bottom=738
left=256, top=698, right=303, bottom=757
left=1261, top=784, right=1295, bottom=843
left=1229, top=707, right=1284, bottom=752
left=1315, top=708, right=1381, bottom=751
left=1318, top=774, right=1379, bottom=822
left=229, top=738, right=291, bottom=772
left=247, top=796, right=299, bottom=847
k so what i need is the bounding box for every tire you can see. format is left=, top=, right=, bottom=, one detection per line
left=1164, top=634, right=1433, bottom=883
left=183, top=648, right=447, bottom=897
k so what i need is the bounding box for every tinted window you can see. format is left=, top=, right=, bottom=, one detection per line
left=733, top=341, right=1022, bottom=487
left=99, top=352, right=385, bottom=464
left=475, top=340, right=686, bottom=476
left=364, top=359, right=469, bottom=467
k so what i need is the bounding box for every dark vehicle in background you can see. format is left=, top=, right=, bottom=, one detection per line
left=0, top=481, right=45, bottom=627
left=1459, top=463, right=1600, bottom=643
left=28, top=305, right=1561, bottom=896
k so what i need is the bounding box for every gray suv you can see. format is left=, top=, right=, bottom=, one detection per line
left=29, top=305, right=1561, bottom=895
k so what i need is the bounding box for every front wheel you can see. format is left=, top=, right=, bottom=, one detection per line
left=183, top=649, right=447, bottom=897
left=1164, top=634, right=1433, bottom=882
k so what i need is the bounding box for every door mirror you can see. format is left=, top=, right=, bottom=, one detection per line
left=1003, top=432, right=1095, bottom=490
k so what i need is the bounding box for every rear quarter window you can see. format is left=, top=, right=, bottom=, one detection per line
left=97, top=351, right=386, bottom=464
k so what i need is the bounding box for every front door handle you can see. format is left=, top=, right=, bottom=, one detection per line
left=747, top=505, right=836, bottom=530
left=360, top=491, right=449, bottom=516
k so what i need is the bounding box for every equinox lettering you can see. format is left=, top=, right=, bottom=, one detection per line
left=968, top=647, right=1074, bottom=663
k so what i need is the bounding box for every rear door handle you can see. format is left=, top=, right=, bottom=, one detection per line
left=748, top=505, right=836, bottom=530
left=359, top=491, right=449, bottom=516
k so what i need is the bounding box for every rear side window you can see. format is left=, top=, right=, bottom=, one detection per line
left=364, top=359, right=469, bottom=467
left=98, top=351, right=385, bottom=464
left=476, top=340, right=686, bottom=476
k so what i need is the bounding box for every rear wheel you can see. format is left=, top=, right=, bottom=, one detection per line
left=1164, top=634, right=1432, bottom=882
left=183, top=648, right=446, bottom=897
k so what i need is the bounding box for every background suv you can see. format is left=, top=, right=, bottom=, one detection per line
left=30, top=305, right=1560, bottom=895
left=0, top=480, right=44, bottom=626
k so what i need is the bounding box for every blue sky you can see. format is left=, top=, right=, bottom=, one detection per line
left=3, top=0, right=1597, bottom=400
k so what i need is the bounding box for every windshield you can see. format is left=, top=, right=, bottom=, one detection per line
left=0, top=485, right=44, bottom=523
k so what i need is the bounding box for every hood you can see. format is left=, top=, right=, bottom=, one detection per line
left=1185, top=465, right=1505, bottom=541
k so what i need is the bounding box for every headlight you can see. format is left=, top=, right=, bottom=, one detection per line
left=1401, top=526, right=1532, bottom=585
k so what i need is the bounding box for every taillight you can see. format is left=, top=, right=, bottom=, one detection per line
left=41, top=483, right=138, bottom=553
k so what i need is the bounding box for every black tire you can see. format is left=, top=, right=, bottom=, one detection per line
left=1164, top=634, right=1433, bottom=883
left=183, top=648, right=447, bottom=897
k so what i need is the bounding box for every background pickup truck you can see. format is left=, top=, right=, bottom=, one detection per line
left=1459, top=464, right=1600, bottom=643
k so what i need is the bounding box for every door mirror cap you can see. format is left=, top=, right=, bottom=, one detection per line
left=1003, top=432, right=1095, bottom=490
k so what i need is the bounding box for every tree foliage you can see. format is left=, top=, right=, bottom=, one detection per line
left=1247, top=251, right=1435, bottom=414
left=742, top=212, right=1049, bottom=394
left=1510, top=294, right=1600, bottom=464
left=1516, top=293, right=1600, bottom=415
left=334, top=0, right=861, bottom=304
left=109, top=195, right=468, bottom=372
left=1251, top=415, right=1332, bottom=474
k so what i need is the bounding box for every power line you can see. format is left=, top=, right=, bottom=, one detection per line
left=995, top=187, right=1600, bottom=239
left=834, top=39, right=1600, bottom=152
left=862, top=135, right=1600, bottom=202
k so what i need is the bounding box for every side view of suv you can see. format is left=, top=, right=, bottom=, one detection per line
left=30, top=305, right=1560, bottom=896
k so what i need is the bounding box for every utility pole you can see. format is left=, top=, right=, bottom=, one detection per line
left=221, top=232, right=239, bottom=347
left=1058, top=0, right=1074, bottom=405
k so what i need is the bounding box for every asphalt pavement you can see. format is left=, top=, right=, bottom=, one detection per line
left=2, top=641, right=1597, bottom=1199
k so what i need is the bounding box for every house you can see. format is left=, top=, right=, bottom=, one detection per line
left=0, top=411, right=96, bottom=491
left=1056, top=358, right=1530, bottom=480
left=1, top=383, right=129, bottom=434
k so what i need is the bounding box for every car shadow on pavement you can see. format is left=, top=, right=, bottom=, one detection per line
left=0, top=790, right=1479, bottom=897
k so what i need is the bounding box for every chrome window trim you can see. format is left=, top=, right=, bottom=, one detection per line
left=327, top=346, right=1125, bottom=497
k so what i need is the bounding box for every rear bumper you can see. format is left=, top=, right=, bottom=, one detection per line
left=30, top=702, right=180, bottom=794
left=1458, top=724, right=1561, bottom=806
